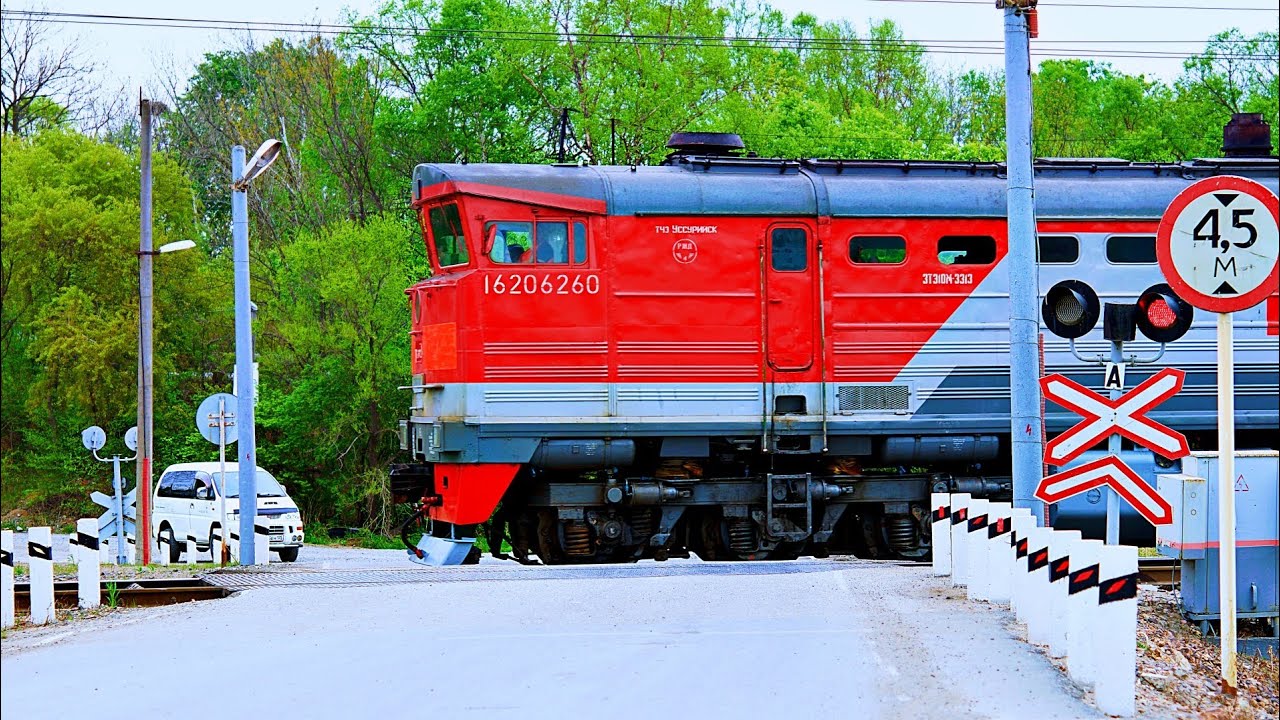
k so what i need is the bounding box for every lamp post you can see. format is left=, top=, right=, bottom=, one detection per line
left=231, top=140, right=282, bottom=565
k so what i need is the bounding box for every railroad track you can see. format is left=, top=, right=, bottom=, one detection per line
left=1138, top=558, right=1179, bottom=588
left=13, top=578, right=233, bottom=611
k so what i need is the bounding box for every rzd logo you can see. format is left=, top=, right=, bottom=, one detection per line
left=672, top=238, right=698, bottom=264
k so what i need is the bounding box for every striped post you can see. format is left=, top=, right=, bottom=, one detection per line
left=228, top=531, right=240, bottom=563
left=28, top=526, right=55, bottom=625
left=1094, top=544, right=1139, bottom=717
left=186, top=534, right=198, bottom=566
left=984, top=503, right=1014, bottom=605
left=930, top=492, right=951, bottom=576
left=157, top=533, right=171, bottom=566
left=1024, top=527, right=1055, bottom=644
left=965, top=498, right=990, bottom=601
left=76, top=519, right=101, bottom=610
left=1, top=530, right=14, bottom=629
left=949, top=493, right=971, bottom=587
left=1008, top=511, right=1038, bottom=617
left=254, top=524, right=270, bottom=565
left=1046, top=529, right=1082, bottom=658
left=1066, top=538, right=1105, bottom=686
left=211, top=527, right=224, bottom=565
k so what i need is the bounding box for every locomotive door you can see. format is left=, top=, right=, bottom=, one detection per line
left=763, top=225, right=816, bottom=372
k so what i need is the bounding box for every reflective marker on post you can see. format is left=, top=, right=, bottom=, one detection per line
left=1, top=530, right=14, bottom=629
left=1024, top=527, right=1055, bottom=645
left=949, top=493, right=972, bottom=587
left=28, top=526, right=55, bottom=625
left=965, top=499, right=991, bottom=601
left=985, top=503, right=1014, bottom=605
left=1067, top=538, right=1104, bottom=686
left=931, top=492, right=951, bottom=576
left=76, top=519, right=101, bottom=610
left=1009, top=511, right=1038, bottom=618
left=1046, top=529, right=1082, bottom=658
left=1094, top=544, right=1139, bottom=717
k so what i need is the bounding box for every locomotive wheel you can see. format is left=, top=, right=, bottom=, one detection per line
left=692, top=512, right=770, bottom=561
left=535, top=510, right=567, bottom=565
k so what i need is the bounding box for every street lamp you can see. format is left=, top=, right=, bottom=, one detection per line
left=232, top=139, right=281, bottom=565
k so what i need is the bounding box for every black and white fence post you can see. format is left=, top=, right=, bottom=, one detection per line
left=228, top=530, right=240, bottom=563
left=254, top=524, right=270, bottom=565
left=984, top=503, right=1015, bottom=604
left=1045, top=529, right=1082, bottom=658
left=965, top=498, right=990, bottom=601
left=1008, top=512, right=1038, bottom=618
left=1094, top=544, right=1139, bottom=717
left=211, top=527, right=224, bottom=564
left=1, top=529, right=14, bottom=629
left=1066, top=538, right=1104, bottom=686
left=27, top=526, right=55, bottom=625
left=931, top=492, right=951, bottom=576
left=76, top=519, right=101, bottom=610
left=1023, top=527, right=1054, bottom=643
left=157, top=532, right=171, bottom=566
left=949, top=493, right=971, bottom=587
left=186, top=534, right=198, bottom=566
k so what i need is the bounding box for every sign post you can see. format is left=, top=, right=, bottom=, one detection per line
left=197, top=393, right=238, bottom=566
left=1156, top=174, right=1279, bottom=696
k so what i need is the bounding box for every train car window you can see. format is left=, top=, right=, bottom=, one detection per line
left=1038, top=235, right=1079, bottom=264
left=486, top=221, right=533, bottom=264
left=1106, top=235, right=1156, bottom=264
left=771, top=228, right=808, bottom=271
left=572, top=221, right=587, bottom=264
left=535, top=222, right=571, bottom=264
left=937, top=236, right=996, bottom=265
left=850, top=236, right=906, bottom=264
left=428, top=204, right=469, bottom=267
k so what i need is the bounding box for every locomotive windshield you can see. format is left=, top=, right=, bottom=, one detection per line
left=427, top=203, right=469, bottom=268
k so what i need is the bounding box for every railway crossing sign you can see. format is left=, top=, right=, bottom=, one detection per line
left=1036, top=455, right=1174, bottom=527
left=1156, top=175, right=1279, bottom=313
left=1040, top=368, right=1191, bottom=466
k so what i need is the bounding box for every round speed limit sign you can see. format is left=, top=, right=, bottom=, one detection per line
left=1157, top=175, right=1279, bottom=313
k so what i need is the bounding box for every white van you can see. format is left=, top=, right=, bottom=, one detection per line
left=153, top=462, right=305, bottom=562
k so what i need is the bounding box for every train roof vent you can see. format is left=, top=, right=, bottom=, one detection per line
left=1223, top=113, right=1273, bottom=157
left=666, top=132, right=745, bottom=157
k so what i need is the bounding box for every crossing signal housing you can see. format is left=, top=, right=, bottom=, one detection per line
left=1042, top=280, right=1100, bottom=339
left=1136, top=283, right=1194, bottom=343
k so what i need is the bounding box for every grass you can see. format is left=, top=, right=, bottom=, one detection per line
left=1139, top=546, right=1164, bottom=558
left=104, top=581, right=120, bottom=608
left=305, top=525, right=406, bottom=550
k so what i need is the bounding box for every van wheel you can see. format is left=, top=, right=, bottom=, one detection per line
left=159, top=526, right=181, bottom=563
left=278, top=547, right=299, bottom=563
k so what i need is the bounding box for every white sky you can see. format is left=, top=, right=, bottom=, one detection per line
left=8, top=0, right=1280, bottom=99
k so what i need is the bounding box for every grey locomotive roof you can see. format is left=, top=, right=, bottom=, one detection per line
left=414, top=155, right=1280, bottom=220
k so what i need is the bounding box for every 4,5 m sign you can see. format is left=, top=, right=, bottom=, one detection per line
left=1157, top=175, right=1279, bottom=313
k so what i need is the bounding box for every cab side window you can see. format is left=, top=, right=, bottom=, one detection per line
left=488, top=220, right=588, bottom=265
left=428, top=203, right=469, bottom=268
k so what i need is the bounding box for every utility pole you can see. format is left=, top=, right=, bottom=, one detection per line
left=137, top=96, right=158, bottom=565
left=232, top=145, right=258, bottom=565
left=1000, top=0, right=1044, bottom=519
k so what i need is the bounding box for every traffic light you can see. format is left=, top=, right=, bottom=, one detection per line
left=1042, top=280, right=1100, bottom=339
left=1135, top=283, right=1194, bottom=343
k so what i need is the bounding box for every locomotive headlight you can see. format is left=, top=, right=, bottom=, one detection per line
left=1041, top=280, right=1100, bottom=339
left=1135, top=283, right=1194, bottom=344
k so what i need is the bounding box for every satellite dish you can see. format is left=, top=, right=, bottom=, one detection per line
left=124, top=426, right=139, bottom=452
left=81, top=426, right=107, bottom=452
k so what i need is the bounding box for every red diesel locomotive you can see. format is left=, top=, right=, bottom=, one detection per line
left=393, top=132, right=1280, bottom=565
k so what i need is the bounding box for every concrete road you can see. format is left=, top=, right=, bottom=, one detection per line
left=1, top=557, right=1103, bottom=720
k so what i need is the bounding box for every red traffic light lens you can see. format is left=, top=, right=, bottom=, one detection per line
left=1145, top=298, right=1177, bottom=329
left=1135, top=283, right=1193, bottom=344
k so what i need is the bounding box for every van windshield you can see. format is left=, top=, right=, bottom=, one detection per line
left=212, top=470, right=287, bottom=498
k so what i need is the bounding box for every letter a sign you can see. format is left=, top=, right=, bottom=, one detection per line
left=1035, top=369, right=1190, bottom=526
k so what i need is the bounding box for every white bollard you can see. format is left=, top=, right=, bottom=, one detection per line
left=1024, top=527, right=1055, bottom=644
left=1, top=530, right=14, bottom=629
left=157, top=533, right=171, bottom=566
left=949, top=493, right=971, bottom=587
left=186, top=534, right=198, bottom=566
left=1008, top=511, right=1038, bottom=618
left=984, top=503, right=1014, bottom=605
left=211, top=527, right=224, bottom=565
left=75, top=519, right=101, bottom=610
left=28, top=526, right=55, bottom=625
left=1094, top=544, right=1139, bottom=717
left=930, top=492, right=951, bottom=576
left=965, top=498, right=991, bottom=601
left=254, top=524, right=270, bottom=565
left=1066, top=538, right=1105, bottom=686
left=228, top=531, right=240, bottom=563
left=1046, top=529, right=1082, bottom=658
left=124, top=536, right=136, bottom=565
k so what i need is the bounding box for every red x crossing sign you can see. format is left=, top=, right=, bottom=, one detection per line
left=1035, top=455, right=1175, bottom=526
left=1041, top=368, right=1191, bottom=466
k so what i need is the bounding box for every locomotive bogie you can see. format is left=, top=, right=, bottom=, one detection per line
left=398, top=154, right=1279, bottom=565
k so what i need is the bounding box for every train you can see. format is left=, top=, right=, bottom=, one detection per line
left=391, top=119, right=1279, bottom=566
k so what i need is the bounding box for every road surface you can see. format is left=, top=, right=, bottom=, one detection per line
left=2, top=552, right=1105, bottom=720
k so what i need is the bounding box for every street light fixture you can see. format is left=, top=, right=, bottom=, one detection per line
left=231, top=139, right=282, bottom=565
left=158, top=239, right=196, bottom=254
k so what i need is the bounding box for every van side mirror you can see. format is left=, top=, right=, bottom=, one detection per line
left=196, top=486, right=211, bottom=500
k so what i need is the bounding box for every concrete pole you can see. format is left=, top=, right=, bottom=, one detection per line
left=232, top=145, right=258, bottom=565
left=1003, top=3, right=1045, bottom=520
left=137, top=97, right=155, bottom=565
